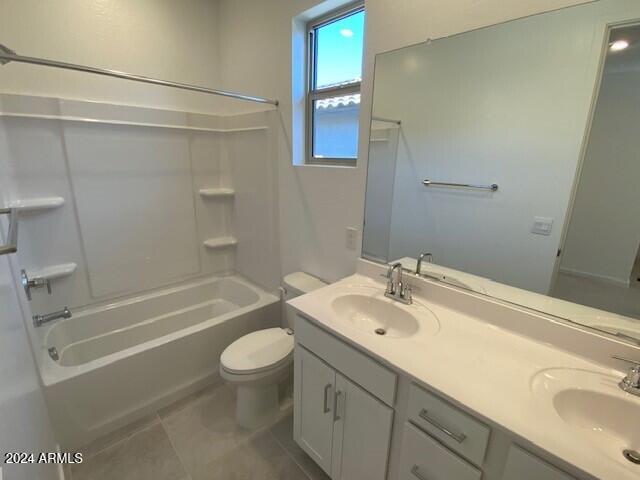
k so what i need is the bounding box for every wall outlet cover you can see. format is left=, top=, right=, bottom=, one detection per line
left=346, top=227, right=359, bottom=250
left=532, top=217, right=554, bottom=235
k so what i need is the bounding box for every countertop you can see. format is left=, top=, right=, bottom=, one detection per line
left=288, top=271, right=640, bottom=480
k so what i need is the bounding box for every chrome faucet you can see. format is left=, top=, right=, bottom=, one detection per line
left=33, top=307, right=72, bottom=327
left=416, top=252, right=433, bottom=276
left=21, top=269, right=52, bottom=301
left=385, top=262, right=412, bottom=305
left=613, top=356, right=640, bottom=397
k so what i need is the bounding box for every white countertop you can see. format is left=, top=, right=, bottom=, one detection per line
left=288, top=271, right=640, bottom=480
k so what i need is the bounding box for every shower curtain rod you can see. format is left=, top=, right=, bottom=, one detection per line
left=0, top=44, right=279, bottom=106
left=372, top=115, right=401, bottom=125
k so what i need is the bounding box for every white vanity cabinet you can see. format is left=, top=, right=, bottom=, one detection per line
left=294, top=316, right=395, bottom=480
left=293, top=314, right=585, bottom=480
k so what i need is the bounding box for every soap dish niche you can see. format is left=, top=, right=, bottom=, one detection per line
left=204, top=237, right=238, bottom=249
left=10, top=197, right=65, bottom=212
left=199, top=188, right=235, bottom=198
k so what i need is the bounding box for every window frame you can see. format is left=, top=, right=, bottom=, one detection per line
left=306, top=3, right=364, bottom=166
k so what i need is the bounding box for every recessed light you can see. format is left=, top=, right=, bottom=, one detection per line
left=340, top=29, right=354, bottom=38
left=610, top=40, right=629, bottom=52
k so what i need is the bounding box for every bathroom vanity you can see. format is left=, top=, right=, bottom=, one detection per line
left=289, top=259, right=640, bottom=480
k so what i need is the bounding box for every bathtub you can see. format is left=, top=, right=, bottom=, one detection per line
left=36, top=275, right=279, bottom=449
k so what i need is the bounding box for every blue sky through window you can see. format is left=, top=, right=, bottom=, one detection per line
left=315, top=10, right=365, bottom=89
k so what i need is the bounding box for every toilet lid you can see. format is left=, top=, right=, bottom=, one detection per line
left=221, top=328, right=294, bottom=375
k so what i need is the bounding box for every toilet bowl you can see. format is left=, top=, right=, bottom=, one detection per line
left=220, top=272, right=327, bottom=429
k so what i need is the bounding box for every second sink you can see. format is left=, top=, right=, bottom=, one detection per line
left=532, top=368, right=640, bottom=470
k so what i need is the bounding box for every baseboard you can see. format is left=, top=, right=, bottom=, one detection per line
left=559, top=267, right=630, bottom=287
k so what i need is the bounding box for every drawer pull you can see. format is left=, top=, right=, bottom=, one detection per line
left=323, top=383, right=332, bottom=414
left=419, top=409, right=466, bottom=443
left=411, top=465, right=429, bottom=480
left=333, top=390, right=343, bottom=421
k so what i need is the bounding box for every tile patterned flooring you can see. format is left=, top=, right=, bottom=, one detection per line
left=66, top=383, right=330, bottom=480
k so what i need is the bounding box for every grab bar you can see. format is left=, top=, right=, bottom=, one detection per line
left=422, top=179, right=498, bottom=192
left=0, top=208, right=18, bottom=255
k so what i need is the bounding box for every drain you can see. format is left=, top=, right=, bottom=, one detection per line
left=375, top=328, right=386, bottom=336
left=48, top=347, right=59, bottom=361
left=623, top=449, right=640, bottom=465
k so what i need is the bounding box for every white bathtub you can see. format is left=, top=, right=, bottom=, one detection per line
left=37, top=275, right=279, bottom=449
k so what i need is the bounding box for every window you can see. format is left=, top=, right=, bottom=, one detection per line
left=307, top=5, right=365, bottom=165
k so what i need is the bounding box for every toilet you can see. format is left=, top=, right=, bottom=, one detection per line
left=220, top=272, right=327, bottom=429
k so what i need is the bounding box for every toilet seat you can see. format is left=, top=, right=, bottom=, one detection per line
left=220, top=327, right=293, bottom=376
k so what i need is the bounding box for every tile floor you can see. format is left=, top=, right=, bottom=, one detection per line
left=66, top=382, right=330, bottom=480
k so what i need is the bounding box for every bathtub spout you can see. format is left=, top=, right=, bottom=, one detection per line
left=33, top=307, right=72, bottom=327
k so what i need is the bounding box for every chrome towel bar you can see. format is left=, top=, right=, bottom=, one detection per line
left=0, top=208, right=18, bottom=255
left=422, top=179, right=498, bottom=192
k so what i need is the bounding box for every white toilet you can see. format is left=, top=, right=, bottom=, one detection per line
left=220, top=272, right=327, bottom=429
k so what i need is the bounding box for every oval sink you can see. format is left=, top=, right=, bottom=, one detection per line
left=331, top=294, right=437, bottom=338
left=554, top=389, right=640, bottom=447
left=532, top=368, right=640, bottom=468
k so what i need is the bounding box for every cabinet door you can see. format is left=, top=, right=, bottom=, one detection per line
left=331, top=373, right=394, bottom=480
left=502, top=446, right=576, bottom=480
left=294, top=346, right=336, bottom=475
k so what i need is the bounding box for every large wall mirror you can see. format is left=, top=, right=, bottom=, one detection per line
left=363, top=0, right=640, bottom=344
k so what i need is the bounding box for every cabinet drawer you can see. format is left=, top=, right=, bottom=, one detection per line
left=502, top=445, right=576, bottom=480
left=399, top=422, right=482, bottom=480
left=295, top=314, right=397, bottom=406
left=407, top=383, right=490, bottom=466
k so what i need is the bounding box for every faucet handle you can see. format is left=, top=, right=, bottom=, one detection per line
left=401, top=284, right=412, bottom=303
left=613, top=356, right=640, bottom=395
left=21, top=269, right=52, bottom=301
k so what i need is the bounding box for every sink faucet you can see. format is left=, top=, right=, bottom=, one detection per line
left=612, top=355, right=640, bottom=397
left=416, top=252, right=433, bottom=275
left=385, top=262, right=412, bottom=305
left=33, top=307, right=72, bottom=328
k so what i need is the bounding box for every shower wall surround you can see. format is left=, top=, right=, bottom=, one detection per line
left=0, top=93, right=281, bottom=314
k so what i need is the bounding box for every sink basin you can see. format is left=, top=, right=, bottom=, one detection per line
left=554, top=389, right=640, bottom=448
left=331, top=293, right=438, bottom=338
left=532, top=368, right=640, bottom=468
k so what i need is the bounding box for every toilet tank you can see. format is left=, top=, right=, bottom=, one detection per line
left=282, top=272, right=327, bottom=330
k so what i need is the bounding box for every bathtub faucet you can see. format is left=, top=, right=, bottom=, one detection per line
left=33, top=307, right=72, bottom=327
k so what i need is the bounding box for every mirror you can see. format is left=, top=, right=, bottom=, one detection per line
left=363, top=0, right=640, bottom=344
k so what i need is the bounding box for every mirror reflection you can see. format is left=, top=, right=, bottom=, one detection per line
left=364, top=0, right=640, bottom=343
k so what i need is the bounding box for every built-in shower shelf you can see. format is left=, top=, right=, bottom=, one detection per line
left=27, top=263, right=77, bottom=281
left=9, top=196, right=65, bottom=212
left=203, top=237, right=238, bottom=249
left=199, top=188, right=235, bottom=198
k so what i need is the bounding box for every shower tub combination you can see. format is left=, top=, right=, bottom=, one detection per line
left=35, top=275, right=279, bottom=449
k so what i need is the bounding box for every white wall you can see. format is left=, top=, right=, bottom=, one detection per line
left=562, top=69, right=640, bottom=285
left=217, top=0, right=593, bottom=284
left=0, top=130, right=58, bottom=480
left=0, top=0, right=231, bottom=113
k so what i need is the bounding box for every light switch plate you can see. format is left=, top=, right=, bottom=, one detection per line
left=345, top=227, right=359, bottom=250
left=532, top=217, right=553, bottom=235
